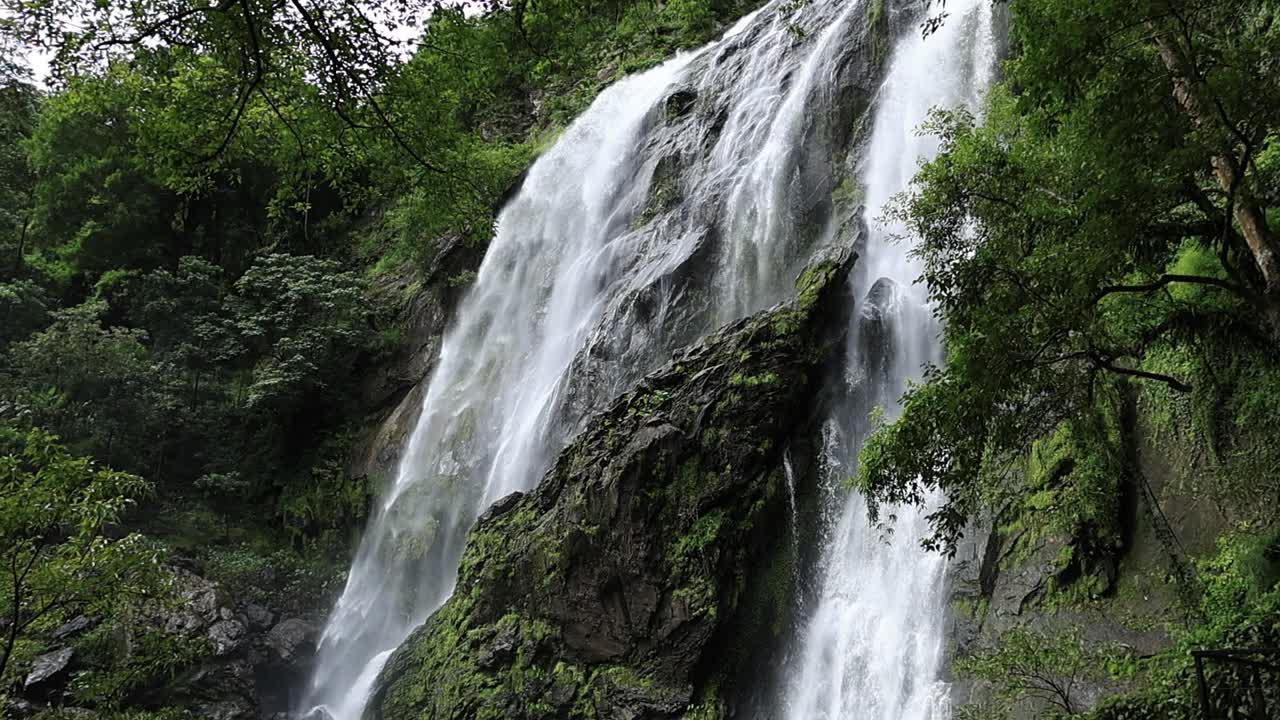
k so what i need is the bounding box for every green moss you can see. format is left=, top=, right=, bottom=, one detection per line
left=1139, top=322, right=1280, bottom=522
left=670, top=511, right=726, bottom=571
left=953, top=596, right=990, bottom=623
left=866, top=0, right=889, bottom=61
left=632, top=159, right=683, bottom=228
left=729, top=370, right=780, bottom=388
left=999, top=387, right=1126, bottom=602
left=831, top=175, right=864, bottom=207
left=794, top=259, right=839, bottom=308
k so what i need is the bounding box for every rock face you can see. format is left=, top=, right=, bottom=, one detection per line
left=7, top=567, right=322, bottom=720
left=946, top=397, right=1236, bottom=717
left=368, top=250, right=857, bottom=720
left=348, top=235, right=489, bottom=486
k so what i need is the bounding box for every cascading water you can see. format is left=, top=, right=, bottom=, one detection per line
left=778, top=2, right=998, bottom=720
left=303, top=2, right=885, bottom=716
left=301, top=53, right=705, bottom=720
left=302, top=0, right=998, bottom=716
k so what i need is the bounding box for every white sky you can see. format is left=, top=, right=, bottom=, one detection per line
left=12, top=1, right=447, bottom=88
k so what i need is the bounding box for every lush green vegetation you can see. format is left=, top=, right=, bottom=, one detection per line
left=0, top=0, right=762, bottom=707
left=2, top=0, right=1277, bottom=714
left=0, top=430, right=158, bottom=684
left=858, top=0, right=1280, bottom=715
left=861, top=0, right=1280, bottom=546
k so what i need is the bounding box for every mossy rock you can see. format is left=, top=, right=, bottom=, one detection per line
left=368, top=249, right=856, bottom=720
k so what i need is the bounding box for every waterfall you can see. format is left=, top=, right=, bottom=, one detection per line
left=778, top=2, right=998, bottom=719
left=301, top=0, right=997, bottom=716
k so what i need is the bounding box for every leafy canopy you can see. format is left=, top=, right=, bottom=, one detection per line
left=858, top=0, right=1280, bottom=549
left=0, top=429, right=159, bottom=683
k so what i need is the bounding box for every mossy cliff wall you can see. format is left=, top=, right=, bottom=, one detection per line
left=366, top=249, right=857, bottom=720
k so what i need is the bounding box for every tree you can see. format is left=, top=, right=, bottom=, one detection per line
left=857, top=0, right=1280, bottom=550
left=956, top=627, right=1128, bottom=718
left=0, top=72, right=37, bottom=278
left=0, top=428, right=158, bottom=683
left=230, top=253, right=368, bottom=411
left=135, top=256, right=241, bottom=409
left=4, top=301, right=161, bottom=471
left=0, top=279, right=48, bottom=350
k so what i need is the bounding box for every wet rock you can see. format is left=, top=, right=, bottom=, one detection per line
left=24, top=647, right=74, bottom=690
left=208, top=618, right=248, bottom=656
left=245, top=602, right=275, bottom=630
left=476, top=622, right=520, bottom=669
left=664, top=87, right=698, bottom=120
left=52, top=614, right=95, bottom=640
left=5, top=697, right=37, bottom=718
left=188, top=580, right=223, bottom=623
left=194, top=698, right=255, bottom=720
left=596, top=61, right=619, bottom=84
left=349, top=245, right=484, bottom=486
left=160, top=570, right=226, bottom=634
left=266, top=618, right=318, bottom=664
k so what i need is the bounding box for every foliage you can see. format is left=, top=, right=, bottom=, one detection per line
left=997, top=392, right=1127, bottom=600
left=4, top=301, right=162, bottom=469
left=0, top=279, right=49, bottom=349
left=859, top=0, right=1280, bottom=550
left=1139, top=332, right=1280, bottom=522
left=230, top=253, right=368, bottom=410
left=957, top=626, right=1133, bottom=717
left=0, top=76, right=36, bottom=277
left=277, top=427, right=372, bottom=543
left=1069, top=528, right=1280, bottom=719
left=0, top=429, right=161, bottom=683
left=68, top=619, right=212, bottom=708
left=202, top=543, right=346, bottom=612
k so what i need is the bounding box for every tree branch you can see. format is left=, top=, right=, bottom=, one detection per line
left=90, top=0, right=241, bottom=52
left=1089, top=351, right=1192, bottom=392
left=1093, top=273, right=1249, bottom=304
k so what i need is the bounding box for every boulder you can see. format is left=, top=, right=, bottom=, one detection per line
left=4, top=697, right=37, bottom=718
left=266, top=618, right=318, bottom=664
left=24, top=647, right=74, bottom=692
left=245, top=603, right=275, bottom=630
left=207, top=618, right=248, bottom=656
left=193, top=699, right=256, bottom=720
left=52, top=615, right=95, bottom=640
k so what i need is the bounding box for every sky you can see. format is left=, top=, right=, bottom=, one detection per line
left=9, top=1, right=444, bottom=88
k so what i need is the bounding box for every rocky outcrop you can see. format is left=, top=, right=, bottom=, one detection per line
left=348, top=232, right=489, bottom=486
left=367, top=250, right=856, bottom=720
left=138, top=572, right=321, bottom=719
left=946, top=393, right=1236, bottom=717
left=5, top=569, right=320, bottom=720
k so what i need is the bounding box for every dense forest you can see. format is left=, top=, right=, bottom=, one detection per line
left=0, top=0, right=1277, bottom=718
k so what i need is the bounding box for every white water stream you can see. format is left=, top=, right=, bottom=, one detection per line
left=301, top=1, right=998, bottom=717
left=779, top=3, right=997, bottom=719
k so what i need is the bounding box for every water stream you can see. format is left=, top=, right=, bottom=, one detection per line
left=779, top=3, right=997, bottom=718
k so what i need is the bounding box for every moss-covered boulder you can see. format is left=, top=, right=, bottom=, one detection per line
left=367, top=249, right=856, bottom=720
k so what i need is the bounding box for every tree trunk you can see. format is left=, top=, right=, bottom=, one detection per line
left=1152, top=31, right=1280, bottom=302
